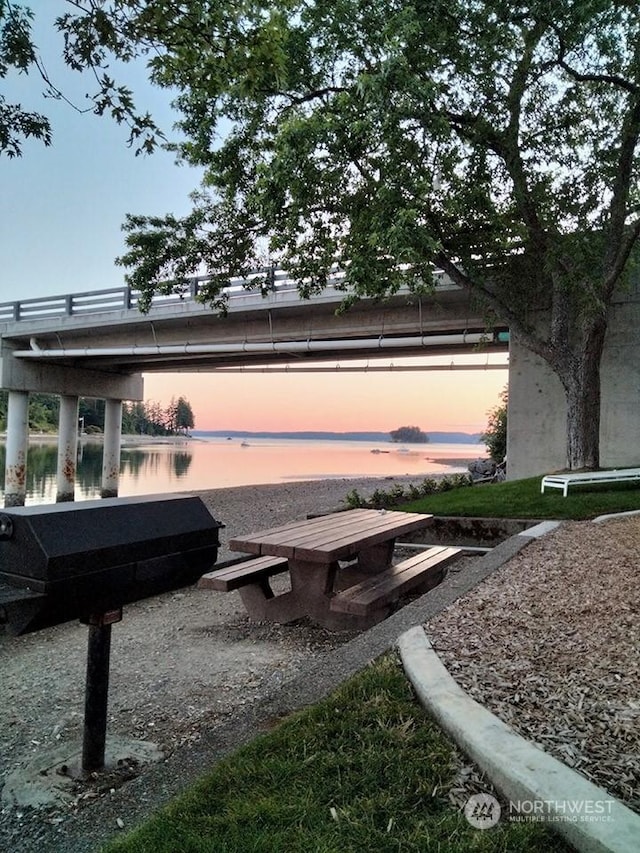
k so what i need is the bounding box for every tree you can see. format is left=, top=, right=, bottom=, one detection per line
left=122, top=400, right=147, bottom=435
left=7, top=2, right=640, bottom=469
left=0, top=1, right=50, bottom=157
left=390, top=426, right=429, bottom=444
left=164, top=396, right=195, bottom=434
left=0, top=390, right=59, bottom=432
left=482, top=387, right=508, bottom=463
left=174, top=396, right=195, bottom=434
left=79, top=397, right=105, bottom=430
left=0, top=1, right=162, bottom=157
left=147, top=399, right=167, bottom=435
left=122, top=398, right=195, bottom=435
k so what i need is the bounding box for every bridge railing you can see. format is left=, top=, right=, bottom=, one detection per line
left=0, top=268, right=334, bottom=323
left=0, top=266, right=450, bottom=324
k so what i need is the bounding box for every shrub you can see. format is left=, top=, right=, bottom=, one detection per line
left=343, top=475, right=472, bottom=510
left=482, top=387, right=508, bottom=462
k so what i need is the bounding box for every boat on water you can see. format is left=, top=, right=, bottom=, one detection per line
left=370, top=449, right=390, bottom=454
left=240, top=441, right=250, bottom=447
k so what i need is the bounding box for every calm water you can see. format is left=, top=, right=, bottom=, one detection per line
left=0, top=437, right=484, bottom=505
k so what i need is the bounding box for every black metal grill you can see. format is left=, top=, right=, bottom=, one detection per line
left=0, top=493, right=223, bottom=635
left=0, top=493, right=224, bottom=775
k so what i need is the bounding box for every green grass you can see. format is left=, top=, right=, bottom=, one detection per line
left=398, top=475, right=640, bottom=519
left=103, top=655, right=571, bottom=853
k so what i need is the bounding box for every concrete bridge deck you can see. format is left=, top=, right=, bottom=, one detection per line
left=0, top=270, right=506, bottom=378
left=2, top=264, right=640, bottom=488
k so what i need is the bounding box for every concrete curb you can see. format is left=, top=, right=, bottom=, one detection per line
left=592, top=509, right=640, bottom=524
left=397, top=626, right=640, bottom=853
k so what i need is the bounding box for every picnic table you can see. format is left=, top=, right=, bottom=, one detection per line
left=199, top=508, right=461, bottom=629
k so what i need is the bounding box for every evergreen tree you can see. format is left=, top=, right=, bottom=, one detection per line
left=175, top=397, right=195, bottom=434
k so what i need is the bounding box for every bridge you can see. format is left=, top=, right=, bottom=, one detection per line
left=0, top=268, right=507, bottom=376
left=0, top=268, right=509, bottom=505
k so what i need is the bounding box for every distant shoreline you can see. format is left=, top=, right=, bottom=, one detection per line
left=0, top=434, right=198, bottom=447
left=1, top=432, right=484, bottom=450
left=194, top=429, right=483, bottom=444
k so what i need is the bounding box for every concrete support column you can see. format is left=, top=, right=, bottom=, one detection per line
left=101, top=399, right=122, bottom=498
left=4, top=390, right=30, bottom=507
left=56, top=395, right=79, bottom=502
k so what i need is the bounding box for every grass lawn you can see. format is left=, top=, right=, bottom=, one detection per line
left=103, top=655, right=571, bottom=853
left=398, top=475, right=640, bottom=520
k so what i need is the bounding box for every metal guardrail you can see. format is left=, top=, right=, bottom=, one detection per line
left=0, top=268, right=334, bottom=324
left=0, top=268, right=452, bottom=325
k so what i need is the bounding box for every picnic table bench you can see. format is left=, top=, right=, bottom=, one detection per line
left=198, top=508, right=461, bottom=629
left=541, top=468, right=640, bottom=497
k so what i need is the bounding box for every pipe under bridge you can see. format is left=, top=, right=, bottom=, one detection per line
left=0, top=268, right=508, bottom=505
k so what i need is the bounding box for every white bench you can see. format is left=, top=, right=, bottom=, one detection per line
left=541, top=468, right=640, bottom=497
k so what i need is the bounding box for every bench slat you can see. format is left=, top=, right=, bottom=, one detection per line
left=330, top=546, right=461, bottom=616
left=198, top=556, right=288, bottom=591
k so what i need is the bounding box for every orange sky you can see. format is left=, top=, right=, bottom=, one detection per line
left=142, top=356, right=507, bottom=434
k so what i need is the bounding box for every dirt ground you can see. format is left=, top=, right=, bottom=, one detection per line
left=0, top=582, right=358, bottom=777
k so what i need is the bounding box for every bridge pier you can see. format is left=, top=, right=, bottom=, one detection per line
left=4, top=390, right=30, bottom=507
left=101, top=399, right=122, bottom=498
left=56, top=395, right=80, bottom=502
left=0, top=347, right=142, bottom=504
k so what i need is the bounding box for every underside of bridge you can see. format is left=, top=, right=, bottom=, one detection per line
left=0, top=286, right=505, bottom=388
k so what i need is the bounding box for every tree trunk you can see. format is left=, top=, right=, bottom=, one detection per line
left=560, top=322, right=607, bottom=471
left=564, top=372, right=601, bottom=470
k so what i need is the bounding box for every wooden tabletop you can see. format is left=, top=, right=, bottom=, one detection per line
left=228, top=508, right=433, bottom=563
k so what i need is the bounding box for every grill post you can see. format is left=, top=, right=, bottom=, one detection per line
left=81, top=609, right=122, bottom=775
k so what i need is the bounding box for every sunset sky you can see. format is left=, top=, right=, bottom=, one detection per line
left=0, top=6, right=507, bottom=435
left=142, top=360, right=507, bottom=434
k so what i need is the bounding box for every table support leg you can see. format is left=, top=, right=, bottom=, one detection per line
left=239, top=580, right=306, bottom=623
left=357, top=540, right=395, bottom=573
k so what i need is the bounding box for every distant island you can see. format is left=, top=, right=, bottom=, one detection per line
left=390, top=425, right=429, bottom=443
left=193, top=429, right=482, bottom=444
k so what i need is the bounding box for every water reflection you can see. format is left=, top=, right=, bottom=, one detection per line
left=0, top=437, right=479, bottom=506
left=0, top=441, right=195, bottom=505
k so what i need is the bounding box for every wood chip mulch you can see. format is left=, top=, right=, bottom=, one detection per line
left=426, top=516, right=640, bottom=813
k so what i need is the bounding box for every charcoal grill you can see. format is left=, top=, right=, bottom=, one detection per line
left=0, top=494, right=223, bottom=774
